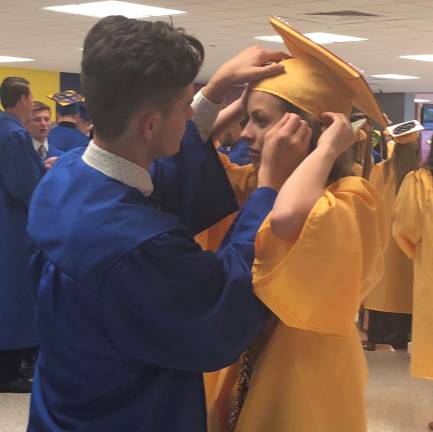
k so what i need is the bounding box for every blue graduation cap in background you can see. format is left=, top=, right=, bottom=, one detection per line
left=47, top=90, right=85, bottom=116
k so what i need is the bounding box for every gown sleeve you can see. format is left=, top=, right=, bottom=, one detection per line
left=0, top=131, right=44, bottom=207
left=252, top=177, right=386, bottom=337
left=150, top=121, right=238, bottom=235
left=99, top=188, right=276, bottom=372
left=194, top=153, right=258, bottom=252
left=393, top=171, right=424, bottom=259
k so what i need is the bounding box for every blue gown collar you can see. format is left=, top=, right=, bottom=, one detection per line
left=0, top=110, right=23, bottom=126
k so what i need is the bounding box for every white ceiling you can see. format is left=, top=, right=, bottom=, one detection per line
left=1, top=0, right=433, bottom=93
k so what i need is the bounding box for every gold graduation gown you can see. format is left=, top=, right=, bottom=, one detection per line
left=207, top=177, right=386, bottom=432
left=363, top=162, right=413, bottom=313
left=393, top=169, right=433, bottom=379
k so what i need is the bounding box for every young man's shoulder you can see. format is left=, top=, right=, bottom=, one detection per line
left=0, top=116, right=27, bottom=141
left=29, top=152, right=185, bottom=285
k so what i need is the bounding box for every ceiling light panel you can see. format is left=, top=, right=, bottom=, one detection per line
left=371, top=74, right=420, bottom=80
left=254, top=32, right=366, bottom=45
left=43, top=1, right=186, bottom=19
left=401, top=55, right=433, bottom=62
left=0, top=56, right=34, bottom=63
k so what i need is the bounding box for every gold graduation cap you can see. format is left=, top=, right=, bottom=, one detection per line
left=47, top=90, right=84, bottom=106
left=386, top=120, right=424, bottom=144
left=252, top=17, right=387, bottom=128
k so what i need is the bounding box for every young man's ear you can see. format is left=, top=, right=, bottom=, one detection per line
left=18, top=94, right=28, bottom=106
left=140, top=111, right=161, bottom=140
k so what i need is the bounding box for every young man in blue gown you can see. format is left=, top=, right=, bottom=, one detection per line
left=48, top=91, right=89, bottom=154
left=0, top=77, right=44, bottom=393
left=27, top=16, right=290, bottom=431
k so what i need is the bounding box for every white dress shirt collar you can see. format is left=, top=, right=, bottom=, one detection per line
left=32, top=138, right=49, bottom=157
left=82, top=141, right=154, bottom=196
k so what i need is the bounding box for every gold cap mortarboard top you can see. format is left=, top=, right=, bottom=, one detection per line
left=386, top=120, right=424, bottom=144
left=252, top=17, right=387, bottom=129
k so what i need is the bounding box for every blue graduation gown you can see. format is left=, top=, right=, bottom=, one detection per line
left=0, top=112, right=45, bottom=349
left=27, top=122, right=273, bottom=431
left=218, top=138, right=251, bottom=166
left=47, top=142, right=64, bottom=158
left=151, top=121, right=238, bottom=234
left=372, top=148, right=383, bottom=164
left=48, top=123, right=89, bottom=154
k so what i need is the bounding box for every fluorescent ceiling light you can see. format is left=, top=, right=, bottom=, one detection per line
left=0, top=56, right=34, bottom=63
left=43, top=1, right=186, bottom=19
left=415, top=98, right=431, bottom=103
left=254, top=32, right=366, bottom=45
left=401, top=54, right=433, bottom=62
left=370, top=74, right=419, bottom=80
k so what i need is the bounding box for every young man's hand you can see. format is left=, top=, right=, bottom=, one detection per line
left=44, top=157, right=59, bottom=171
left=203, top=46, right=289, bottom=104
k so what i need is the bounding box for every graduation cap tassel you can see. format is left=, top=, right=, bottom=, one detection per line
left=361, top=129, right=374, bottom=180
left=355, top=141, right=362, bottom=164
left=379, top=132, right=388, bottom=160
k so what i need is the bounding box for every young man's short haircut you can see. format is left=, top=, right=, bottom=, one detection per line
left=81, top=16, right=204, bottom=142
left=57, top=103, right=79, bottom=117
left=0, top=77, right=30, bottom=109
left=33, top=101, right=51, bottom=113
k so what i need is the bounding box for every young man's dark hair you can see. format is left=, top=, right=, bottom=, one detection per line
left=0, top=77, right=30, bottom=109
left=81, top=16, right=204, bottom=141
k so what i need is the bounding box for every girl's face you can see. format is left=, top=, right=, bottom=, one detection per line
left=241, top=91, right=312, bottom=168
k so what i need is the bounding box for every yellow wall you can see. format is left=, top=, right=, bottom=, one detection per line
left=0, top=67, right=60, bottom=119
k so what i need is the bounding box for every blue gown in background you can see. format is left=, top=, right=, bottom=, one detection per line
left=46, top=141, right=64, bottom=159
left=0, top=112, right=45, bottom=349
left=218, top=138, right=252, bottom=166
left=27, top=121, right=274, bottom=432
left=48, top=122, right=89, bottom=154
left=372, top=148, right=383, bottom=164
left=151, top=122, right=239, bottom=233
